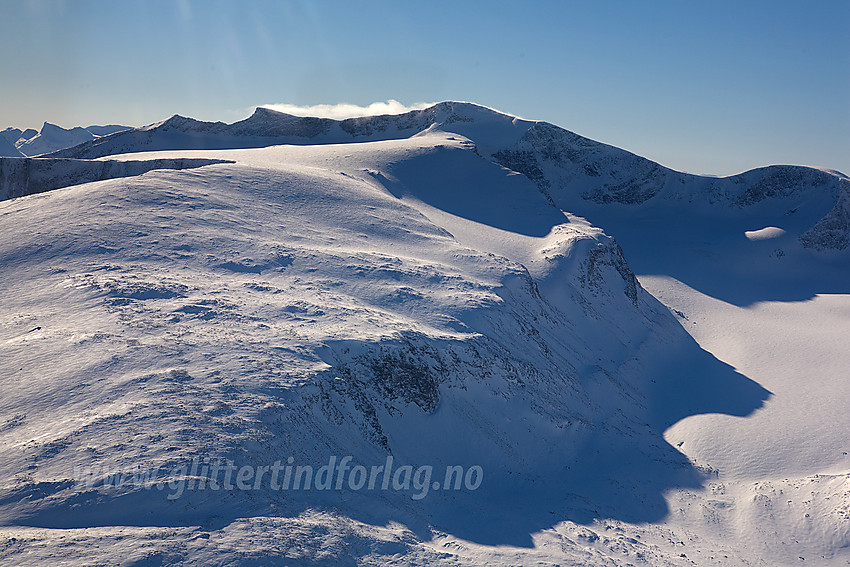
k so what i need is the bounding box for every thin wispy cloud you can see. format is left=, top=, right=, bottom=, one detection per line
left=259, top=100, right=433, bottom=119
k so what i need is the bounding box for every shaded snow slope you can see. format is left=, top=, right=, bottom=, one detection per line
left=0, top=128, right=23, bottom=147
left=19, top=128, right=38, bottom=141
left=493, top=121, right=844, bottom=205
left=485, top=117, right=850, bottom=562
left=801, top=177, right=850, bottom=250
left=488, top=122, right=848, bottom=255
left=0, top=136, right=24, bottom=158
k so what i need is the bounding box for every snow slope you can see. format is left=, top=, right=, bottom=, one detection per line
left=0, top=103, right=847, bottom=566
left=0, top=136, right=23, bottom=158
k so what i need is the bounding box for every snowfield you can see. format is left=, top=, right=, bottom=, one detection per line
left=0, top=102, right=848, bottom=566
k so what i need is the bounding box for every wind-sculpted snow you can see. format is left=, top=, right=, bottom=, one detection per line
left=0, top=156, right=233, bottom=201
left=0, top=135, right=783, bottom=565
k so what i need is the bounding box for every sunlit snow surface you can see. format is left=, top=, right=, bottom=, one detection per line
left=0, top=103, right=848, bottom=566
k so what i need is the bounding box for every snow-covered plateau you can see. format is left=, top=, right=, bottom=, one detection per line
left=0, top=102, right=848, bottom=566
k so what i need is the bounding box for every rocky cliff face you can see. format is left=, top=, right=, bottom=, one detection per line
left=800, top=176, right=850, bottom=250
left=0, top=157, right=231, bottom=201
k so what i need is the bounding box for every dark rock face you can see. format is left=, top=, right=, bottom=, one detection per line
left=229, top=108, right=336, bottom=139
left=730, top=165, right=843, bottom=207
left=0, top=157, right=232, bottom=201
left=332, top=338, right=446, bottom=415
left=581, top=242, right=640, bottom=306
left=492, top=122, right=670, bottom=206
left=800, top=178, right=850, bottom=251
left=367, top=349, right=442, bottom=413
left=491, top=148, right=556, bottom=205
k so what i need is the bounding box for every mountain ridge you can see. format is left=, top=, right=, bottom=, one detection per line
left=29, top=102, right=850, bottom=251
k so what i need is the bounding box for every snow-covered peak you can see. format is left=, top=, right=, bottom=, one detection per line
left=16, top=122, right=96, bottom=156
left=40, top=121, right=76, bottom=135
left=146, top=114, right=187, bottom=130
left=426, top=100, right=526, bottom=126
left=19, top=128, right=38, bottom=141
left=0, top=127, right=22, bottom=146
left=145, top=114, right=225, bottom=132
left=0, top=123, right=130, bottom=157
left=44, top=102, right=534, bottom=159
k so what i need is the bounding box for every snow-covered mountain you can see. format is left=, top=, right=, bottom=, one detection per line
left=44, top=104, right=457, bottom=157
left=15, top=122, right=96, bottom=156
left=43, top=102, right=850, bottom=252
left=0, top=102, right=848, bottom=566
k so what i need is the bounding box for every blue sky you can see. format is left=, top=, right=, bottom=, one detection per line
left=2, top=0, right=848, bottom=175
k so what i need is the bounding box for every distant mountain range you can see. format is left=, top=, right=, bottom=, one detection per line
left=0, top=122, right=130, bottom=157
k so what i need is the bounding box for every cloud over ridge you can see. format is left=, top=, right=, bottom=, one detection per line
left=258, top=100, right=433, bottom=120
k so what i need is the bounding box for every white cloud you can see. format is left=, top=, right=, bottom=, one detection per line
left=258, top=100, right=434, bottom=120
